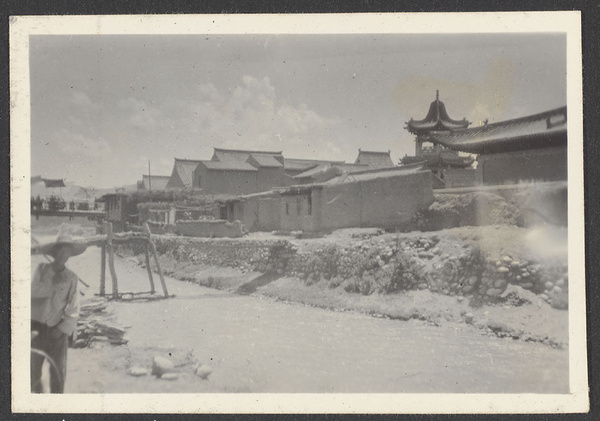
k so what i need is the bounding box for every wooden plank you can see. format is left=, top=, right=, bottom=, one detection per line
left=144, top=223, right=169, bottom=298
left=31, top=233, right=150, bottom=254
left=105, top=221, right=119, bottom=299
left=100, top=244, right=106, bottom=296
left=144, top=246, right=156, bottom=294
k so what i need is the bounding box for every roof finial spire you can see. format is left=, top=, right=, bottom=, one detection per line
left=436, top=89, right=439, bottom=101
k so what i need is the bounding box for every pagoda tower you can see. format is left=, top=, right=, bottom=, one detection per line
left=401, top=91, right=474, bottom=186
left=405, top=90, right=470, bottom=156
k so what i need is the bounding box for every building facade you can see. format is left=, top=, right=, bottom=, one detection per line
left=426, top=106, right=568, bottom=185
left=218, top=167, right=434, bottom=233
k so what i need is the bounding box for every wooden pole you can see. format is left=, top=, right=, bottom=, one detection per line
left=105, top=221, right=119, bottom=299
left=144, top=245, right=156, bottom=294
left=143, top=222, right=169, bottom=298
left=100, top=244, right=106, bottom=296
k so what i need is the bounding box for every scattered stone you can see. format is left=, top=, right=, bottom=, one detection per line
left=128, top=367, right=148, bottom=377
left=486, top=288, right=502, bottom=297
left=496, top=266, right=509, bottom=273
left=545, top=281, right=554, bottom=290
left=521, top=282, right=533, bottom=290
left=152, top=356, right=175, bottom=378
left=464, top=313, right=474, bottom=324
left=160, top=373, right=179, bottom=381
left=418, top=283, right=428, bottom=290
left=494, top=279, right=508, bottom=290
left=195, top=364, right=212, bottom=379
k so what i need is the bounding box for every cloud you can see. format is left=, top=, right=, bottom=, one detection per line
left=182, top=75, right=341, bottom=158
left=52, top=129, right=112, bottom=159
left=118, top=97, right=162, bottom=129
left=69, top=91, right=100, bottom=109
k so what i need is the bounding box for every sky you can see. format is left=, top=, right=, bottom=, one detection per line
left=29, top=32, right=566, bottom=188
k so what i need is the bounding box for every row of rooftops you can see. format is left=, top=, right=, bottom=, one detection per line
left=150, top=93, right=567, bottom=191
left=166, top=148, right=396, bottom=189
left=222, top=164, right=427, bottom=201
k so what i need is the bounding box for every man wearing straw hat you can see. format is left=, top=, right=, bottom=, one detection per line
left=31, top=235, right=86, bottom=393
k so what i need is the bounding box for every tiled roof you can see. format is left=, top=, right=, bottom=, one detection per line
left=248, top=154, right=284, bottom=168
left=294, top=163, right=368, bottom=179
left=212, top=148, right=283, bottom=163
left=354, top=150, right=395, bottom=168
left=280, top=166, right=427, bottom=194
left=201, top=160, right=258, bottom=172
left=425, top=106, right=567, bottom=154
left=44, top=179, right=66, bottom=188
left=400, top=154, right=473, bottom=168
left=283, top=158, right=345, bottom=171
left=141, top=175, right=170, bottom=190
left=167, top=158, right=201, bottom=188
left=325, top=165, right=425, bottom=184
left=406, top=92, right=470, bottom=134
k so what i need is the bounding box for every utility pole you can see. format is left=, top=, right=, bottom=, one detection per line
left=148, top=160, right=152, bottom=195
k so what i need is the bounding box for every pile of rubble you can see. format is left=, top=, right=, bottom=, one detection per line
left=72, top=298, right=129, bottom=348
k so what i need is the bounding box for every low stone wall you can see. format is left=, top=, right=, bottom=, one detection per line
left=145, top=236, right=289, bottom=273
left=176, top=219, right=244, bottom=238
left=281, top=234, right=568, bottom=309
left=119, top=228, right=568, bottom=309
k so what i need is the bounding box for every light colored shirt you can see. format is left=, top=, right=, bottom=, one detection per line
left=31, top=262, right=80, bottom=335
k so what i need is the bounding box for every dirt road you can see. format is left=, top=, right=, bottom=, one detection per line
left=57, top=246, right=568, bottom=394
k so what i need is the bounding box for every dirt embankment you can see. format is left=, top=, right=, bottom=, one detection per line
left=120, top=225, right=568, bottom=348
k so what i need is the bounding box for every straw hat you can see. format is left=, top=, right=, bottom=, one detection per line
left=35, top=235, right=87, bottom=258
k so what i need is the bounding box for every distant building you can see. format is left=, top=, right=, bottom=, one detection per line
left=218, top=166, right=434, bottom=233
left=426, top=106, right=568, bottom=185
left=166, top=158, right=202, bottom=189
left=137, top=175, right=171, bottom=191
left=292, top=162, right=369, bottom=184
left=191, top=148, right=287, bottom=195
left=402, top=91, right=475, bottom=187
left=354, top=149, right=394, bottom=169
left=282, top=158, right=346, bottom=177
left=98, top=193, right=138, bottom=232
left=167, top=147, right=398, bottom=196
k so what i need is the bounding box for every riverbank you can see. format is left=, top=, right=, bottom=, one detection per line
left=30, top=221, right=569, bottom=393
left=124, top=225, right=568, bottom=349
left=63, top=249, right=568, bottom=394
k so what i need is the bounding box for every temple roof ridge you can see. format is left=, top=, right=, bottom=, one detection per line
left=406, top=91, right=471, bottom=134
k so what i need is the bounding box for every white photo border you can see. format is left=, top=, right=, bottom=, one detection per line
left=10, top=11, right=587, bottom=414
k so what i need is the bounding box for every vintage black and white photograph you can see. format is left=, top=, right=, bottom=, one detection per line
left=10, top=12, right=587, bottom=413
